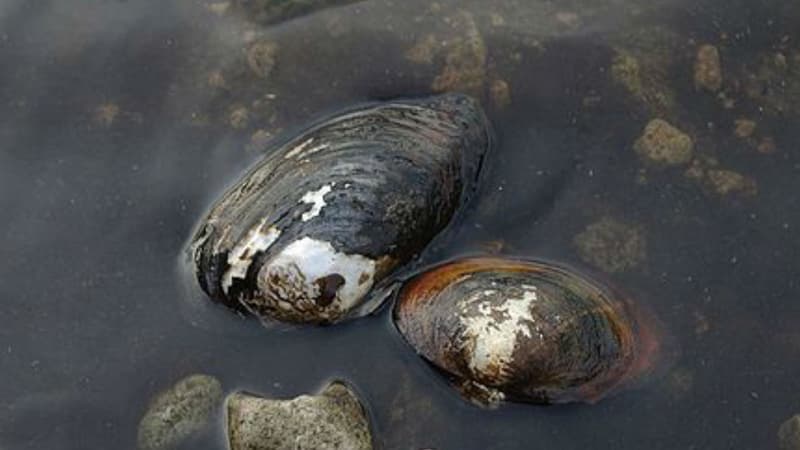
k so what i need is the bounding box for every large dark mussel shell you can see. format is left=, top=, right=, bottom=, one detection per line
left=393, top=257, right=660, bottom=406
left=189, top=94, right=490, bottom=325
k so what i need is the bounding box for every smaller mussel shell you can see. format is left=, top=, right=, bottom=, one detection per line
left=189, top=94, right=489, bottom=325
left=393, top=257, right=659, bottom=406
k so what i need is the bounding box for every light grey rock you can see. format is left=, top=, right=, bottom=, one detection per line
left=226, top=380, right=373, bottom=450
left=137, top=374, right=223, bottom=450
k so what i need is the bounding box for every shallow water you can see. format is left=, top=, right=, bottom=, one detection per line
left=2, top=0, right=800, bottom=449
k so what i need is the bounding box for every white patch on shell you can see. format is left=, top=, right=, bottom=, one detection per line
left=300, top=184, right=333, bottom=222
left=459, top=287, right=538, bottom=381
left=257, top=237, right=375, bottom=315
left=222, top=219, right=282, bottom=293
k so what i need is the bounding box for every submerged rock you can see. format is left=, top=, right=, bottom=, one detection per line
left=489, top=79, right=511, bottom=110
left=573, top=216, right=647, bottom=273
left=694, top=44, right=723, bottom=92
left=93, top=103, right=120, bottom=128
left=608, top=26, right=683, bottom=116
left=431, top=12, right=487, bottom=97
left=684, top=158, right=758, bottom=199
left=739, top=50, right=800, bottom=117
left=705, top=169, right=758, bottom=197
left=405, top=34, right=438, bottom=65
left=226, top=381, right=373, bottom=450
left=137, top=374, right=223, bottom=450
left=228, top=106, right=250, bottom=130
left=611, top=50, right=674, bottom=115
left=633, top=119, right=694, bottom=167
left=757, top=136, right=777, bottom=155
left=779, top=415, right=800, bottom=450
left=246, top=40, right=279, bottom=79
left=733, top=118, right=756, bottom=138
left=405, top=10, right=488, bottom=99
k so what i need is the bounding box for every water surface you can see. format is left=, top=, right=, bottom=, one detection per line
left=2, top=1, right=799, bottom=449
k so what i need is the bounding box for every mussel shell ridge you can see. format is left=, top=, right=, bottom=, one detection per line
left=189, top=94, right=490, bottom=325
left=393, top=257, right=659, bottom=406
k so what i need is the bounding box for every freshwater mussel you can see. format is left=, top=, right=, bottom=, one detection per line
left=393, top=257, right=660, bottom=406
left=189, top=94, right=490, bottom=325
